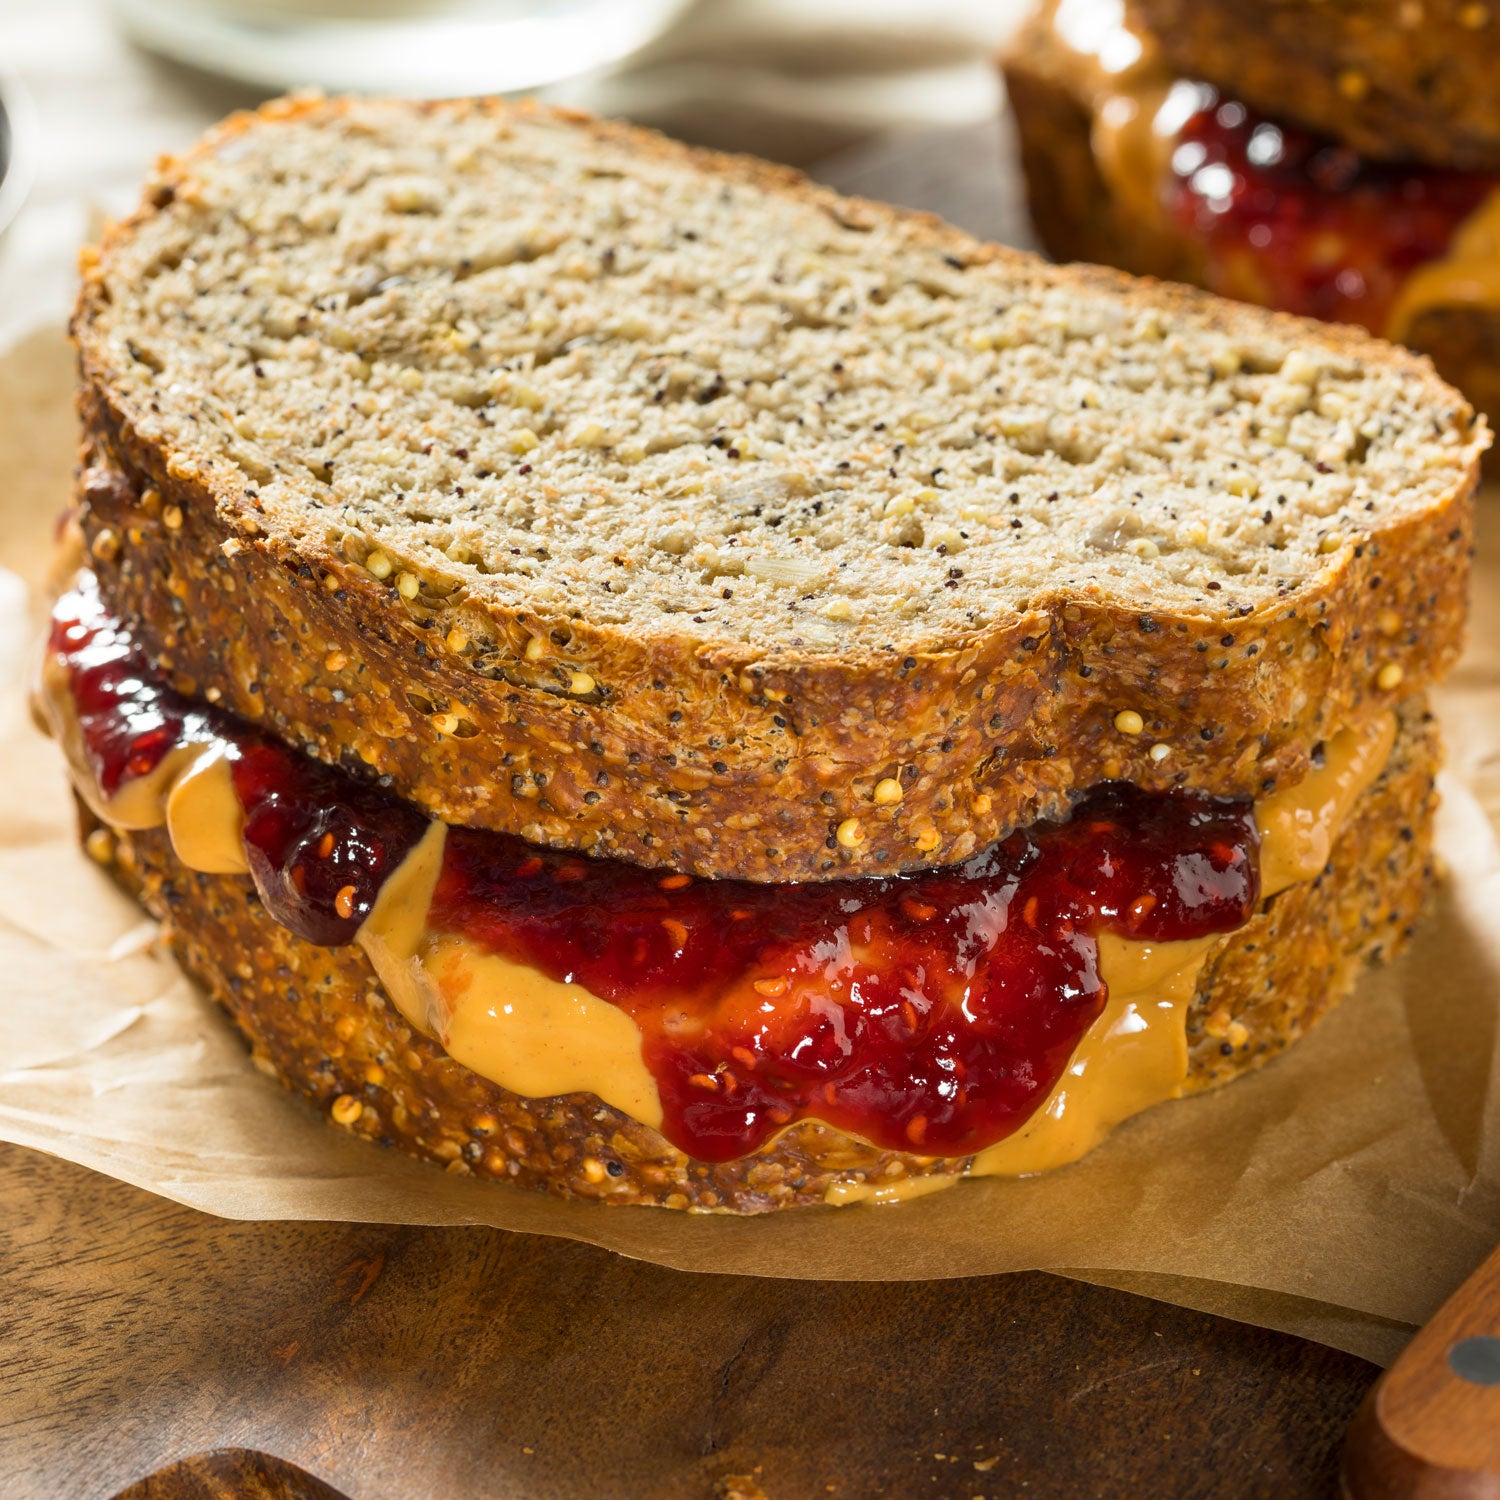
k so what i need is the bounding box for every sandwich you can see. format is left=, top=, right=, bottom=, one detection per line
left=1000, top=0, right=1500, bottom=461
left=44, top=97, right=1485, bottom=1211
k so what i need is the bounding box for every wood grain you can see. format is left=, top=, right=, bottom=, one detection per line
left=1342, top=1242, right=1500, bottom=1499
left=0, top=1142, right=1379, bottom=1500
left=111, top=1451, right=350, bottom=1500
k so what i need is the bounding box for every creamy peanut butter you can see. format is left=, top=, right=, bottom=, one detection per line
left=1387, top=190, right=1500, bottom=342
left=40, top=642, right=1396, bottom=1193
left=1049, top=0, right=1180, bottom=234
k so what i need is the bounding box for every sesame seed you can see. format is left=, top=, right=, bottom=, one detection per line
left=396, top=571, right=420, bottom=599
left=1318, top=533, right=1342, bottom=554
left=872, top=777, right=904, bottom=805
left=1114, top=709, right=1144, bottom=735
left=1149, top=742, right=1172, bottom=762
left=524, top=634, right=546, bottom=662
left=162, top=505, right=184, bottom=530
left=569, top=671, right=596, bottom=695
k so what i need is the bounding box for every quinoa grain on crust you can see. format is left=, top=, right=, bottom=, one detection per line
left=82, top=700, right=1438, bottom=1211
left=73, top=95, right=1483, bottom=881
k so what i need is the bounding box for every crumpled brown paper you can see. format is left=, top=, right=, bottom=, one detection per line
left=3, top=326, right=1498, bottom=1370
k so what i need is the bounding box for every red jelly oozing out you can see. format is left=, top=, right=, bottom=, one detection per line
left=53, top=575, right=1261, bottom=1163
left=434, top=795, right=1257, bottom=1161
left=52, top=577, right=427, bottom=947
left=52, top=603, right=202, bottom=797
left=1163, top=84, right=1496, bottom=331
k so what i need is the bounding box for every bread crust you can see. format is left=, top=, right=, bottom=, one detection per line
left=1131, top=0, right=1500, bottom=171
left=81, top=700, right=1438, bottom=1211
left=1001, top=31, right=1500, bottom=478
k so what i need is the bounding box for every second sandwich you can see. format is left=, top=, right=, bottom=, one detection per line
left=1003, top=0, right=1500, bottom=457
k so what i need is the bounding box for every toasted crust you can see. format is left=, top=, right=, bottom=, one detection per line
left=1132, top=0, right=1500, bottom=171
left=1001, top=30, right=1500, bottom=476
left=80, top=699, right=1438, bottom=1211
left=72, top=94, right=1481, bottom=882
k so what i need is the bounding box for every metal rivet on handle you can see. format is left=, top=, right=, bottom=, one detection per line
left=1447, top=1335, right=1500, bottom=1385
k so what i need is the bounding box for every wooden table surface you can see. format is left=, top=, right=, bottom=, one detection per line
left=1, top=1140, right=1377, bottom=1500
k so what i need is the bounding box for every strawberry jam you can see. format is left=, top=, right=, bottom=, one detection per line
left=1162, top=84, right=1495, bottom=332
left=51, top=574, right=1260, bottom=1163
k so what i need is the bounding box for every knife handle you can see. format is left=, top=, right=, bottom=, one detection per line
left=1342, top=1242, right=1500, bottom=1499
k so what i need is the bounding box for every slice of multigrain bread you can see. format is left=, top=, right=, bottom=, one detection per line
left=72, top=96, right=1486, bottom=881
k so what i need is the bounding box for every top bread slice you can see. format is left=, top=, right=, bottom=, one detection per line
left=1130, top=0, right=1500, bottom=171
left=72, top=96, right=1486, bottom=881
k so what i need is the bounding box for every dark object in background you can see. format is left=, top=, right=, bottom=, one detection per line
left=0, top=74, right=35, bottom=244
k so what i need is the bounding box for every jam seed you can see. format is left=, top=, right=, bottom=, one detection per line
left=659, top=873, right=692, bottom=890
left=317, top=831, right=335, bottom=859
left=900, top=897, right=937, bottom=922
left=688, top=1072, right=720, bottom=1091
left=334, top=884, right=357, bottom=921
left=752, top=976, right=789, bottom=998
left=516, top=856, right=543, bottom=877
left=661, top=917, right=689, bottom=950
left=731, top=1045, right=759, bottom=1071
left=905, top=1115, right=928, bottom=1146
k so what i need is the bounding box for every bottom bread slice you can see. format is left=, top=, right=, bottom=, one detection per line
left=81, top=704, right=1438, bottom=1212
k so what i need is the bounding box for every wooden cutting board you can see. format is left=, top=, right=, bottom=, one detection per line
left=0, top=1141, right=1375, bottom=1499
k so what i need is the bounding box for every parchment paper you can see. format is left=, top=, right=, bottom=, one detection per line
left=3, top=326, right=1498, bottom=1370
